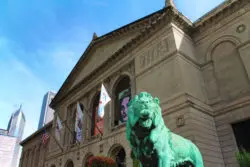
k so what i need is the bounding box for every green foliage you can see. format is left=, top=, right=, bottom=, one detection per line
left=133, top=159, right=140, bottom=167
left=130, top=151, right=140, bottom=167
left=236, top=150, right=250, bottom=167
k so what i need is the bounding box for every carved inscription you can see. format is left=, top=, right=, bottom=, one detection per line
left=139, top=38, right=169, bottom=69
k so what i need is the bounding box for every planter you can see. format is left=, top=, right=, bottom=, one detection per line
left=88, top=156, right=116, bottom=167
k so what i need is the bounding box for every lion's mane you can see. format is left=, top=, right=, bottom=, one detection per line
left=126, top=92, right=204, bottom=167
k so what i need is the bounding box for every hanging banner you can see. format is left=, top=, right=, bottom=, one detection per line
left=75, top=102, right=84, bottom=142
left=94, top=84, right=111, bottom=136
left=98, top=84, right=111, bottom=118
left=55, top=116, right=62, bottom=142
left=118, top=88, right=131, bottom=123
left=94, top=106, right=104, bottom=136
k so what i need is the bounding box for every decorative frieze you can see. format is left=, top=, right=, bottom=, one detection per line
left=139, top=37, right=169, bottom=70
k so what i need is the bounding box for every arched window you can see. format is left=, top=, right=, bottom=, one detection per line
left=109, top=145, right=126, bottom=167
left=69, top=102, right=84, bottom=144
left=82, top=153, right=93, bottom=167
left=91, top=92, right=101, bottom=136
left=65, top=160, right=74, bottom=167
left=212, top=41, right=249, bottom=100
left=114, top=76, right=131, bottom=126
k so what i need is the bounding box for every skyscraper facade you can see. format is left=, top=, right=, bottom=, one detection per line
left=38, top=91, right=56, bottom=129
left=0, top=106, right=26, bottom=167
left=7, top=106, right=26, bottom=139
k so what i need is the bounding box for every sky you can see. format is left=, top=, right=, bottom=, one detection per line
left=0, top=0, right=225, bottom=140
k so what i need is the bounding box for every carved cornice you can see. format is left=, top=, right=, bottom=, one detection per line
left=193, top=0, right=249, bottom=35
left=20, top=122, right=53, bottom=146
left=50, top=9, right=165, bottom=108
left=51, top=7, right=193, bottom=108
left=51, top=1, right=249, bottom=108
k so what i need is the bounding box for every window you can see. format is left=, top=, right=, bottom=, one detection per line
left=91, top=92, right=101, bottom=136
left=114, top=76, right=131, bottom=126
left=212, top=41, right=248, bottom=100
left=109, top=145, right=126, bottom=167
left=232, top=119, right=250, bottom=152
left=83, top=153, right=93, bottom=167
left=65, top=160, right=74, bottom=167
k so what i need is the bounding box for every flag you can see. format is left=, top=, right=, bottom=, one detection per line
left=94, top=84, right=111, bottom=136
left=42, top=130, right=50, bottom=145
left=75, top=102, right=84, bottom=142
left=98, top=84, right=111, bottom=118
left=55, top=116, right=62, bottom=141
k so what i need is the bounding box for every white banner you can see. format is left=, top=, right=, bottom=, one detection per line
left=98, top=84, right=111, bottom=118
left=55, top=116, right=62, bottom=141
left=75, top=102, right=84, bottom=142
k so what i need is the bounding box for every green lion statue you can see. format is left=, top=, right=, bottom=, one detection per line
left=126, top=92, right=204, bottom=167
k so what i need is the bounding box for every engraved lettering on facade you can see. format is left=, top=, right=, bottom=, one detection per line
left=139, top=38, right=169, bottom=69
left=140, top=55, right=146, bottom=68
left=162, top=38, right=169, bottom=53
left=151, top=48, right=155, bottom=63
left=146, top=51, right=151, bottom=65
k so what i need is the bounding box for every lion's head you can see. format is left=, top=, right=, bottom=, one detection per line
left=126, top=92, right=164, bottom=145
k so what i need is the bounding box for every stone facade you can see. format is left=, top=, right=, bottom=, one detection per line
left=20, top=0, right=250, bottom=167
left=20, top=123, right=52, bottom=167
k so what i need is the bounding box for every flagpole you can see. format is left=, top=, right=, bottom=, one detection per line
left=80, top=83, right=111, bottom=137
left=49, top=129, right=64, bottom=152
left=56, top=113, right=81, bottom=146
left=63, top=120, right=81, bottom=145
left=82, top=105, right=103, bottom=136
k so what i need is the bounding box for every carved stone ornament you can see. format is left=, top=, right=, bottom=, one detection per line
left=176, top=115, right=185, bottom=127
left=126, top=92, right=204, bottom=167
left=99, top=144, right=104, bottom=153
left=236, top=24, right=246, bottom=33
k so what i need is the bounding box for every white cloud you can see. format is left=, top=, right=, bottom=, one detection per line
left=0, top=27, right=91, bottom=139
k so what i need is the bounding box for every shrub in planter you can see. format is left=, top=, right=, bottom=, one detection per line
left=236, top=150, right=250, bottom=167
left=88, top=156, right=116, bottom=167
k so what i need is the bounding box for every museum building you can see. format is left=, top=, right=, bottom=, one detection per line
left=20, top=0, right=250, bottom=167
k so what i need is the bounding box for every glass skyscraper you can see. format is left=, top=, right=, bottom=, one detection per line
left=0, top=105, right=26, bottom=167
left=7, top=105, right=26, bottom=139
left=38, top=91, right=56, bottom=129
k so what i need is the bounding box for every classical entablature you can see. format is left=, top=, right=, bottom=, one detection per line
left=50, top=6, right=194, bottom=109
left=50, top=0, right=250, bottom=109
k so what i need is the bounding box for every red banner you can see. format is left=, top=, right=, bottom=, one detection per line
left=94, top=107, right=104, bottom=136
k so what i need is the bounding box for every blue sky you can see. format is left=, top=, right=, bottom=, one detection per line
left=0, top=0, right=224, bottom=140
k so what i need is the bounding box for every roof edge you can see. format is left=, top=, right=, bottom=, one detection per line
left=50, top=8, right=166, bottom=108
left=20, top=121, right=53, bottom=146
left=194, top=0, right=240, bottom=26
left=51, top=7, right=194, bottom=108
